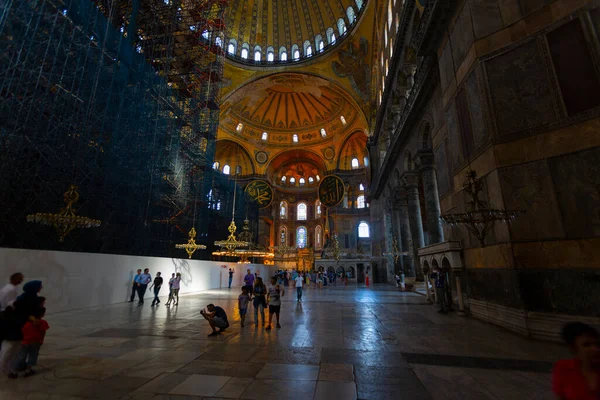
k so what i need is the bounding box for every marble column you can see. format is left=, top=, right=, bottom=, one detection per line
left=402, top=172, right=425, bottom=280
left=383, top=198, right=396, bottom=283
left=417, top=151, right=444, bottom=244
left=393, top=189, right=414, bottom=277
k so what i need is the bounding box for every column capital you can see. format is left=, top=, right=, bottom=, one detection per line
left=391, top=187, right=408, bottom=208
left=401, top=171, right=420, bottom=191
left=416, top=150, right=435, bottom=171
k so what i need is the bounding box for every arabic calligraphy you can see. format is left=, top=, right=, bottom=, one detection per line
left=318, top=175, right=345, bottom=207
left=244, top=180, right=274, bottom=208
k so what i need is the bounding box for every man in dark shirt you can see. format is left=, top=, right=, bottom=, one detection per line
left=228, top=268, right=234, bottom=289
left=149, top=272, right=163, bottom=306
left=200, top=303, right=229, bottom=337
left=244, top=269, right=255, bottom=296
left=432, top=267, right=449, bottom=314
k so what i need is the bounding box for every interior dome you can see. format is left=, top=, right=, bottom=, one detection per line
left=225, top=0, right=367, bottom=65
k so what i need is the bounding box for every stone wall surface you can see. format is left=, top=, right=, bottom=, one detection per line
left=0, top=248, right=276, bottom=314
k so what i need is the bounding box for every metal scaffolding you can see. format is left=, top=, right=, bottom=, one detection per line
left=0, top=0, right=230, bottom=257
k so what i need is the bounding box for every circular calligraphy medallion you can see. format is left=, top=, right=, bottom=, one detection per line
left=323, top=147, right=335, bottom=160
left=318, top=175, right=345, bottom=207
left=255, top=151, right=268, bottom=164
left=244, top=180, right=274, bottom=208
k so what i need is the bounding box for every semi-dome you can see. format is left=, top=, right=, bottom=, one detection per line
left=225, top=0, right=367, bottom=65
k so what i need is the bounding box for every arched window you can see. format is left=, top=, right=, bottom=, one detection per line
left=320, top=128, right=327, bottom=137
left=385, top=59, right=389, bottom=76
left=241, top=43, right=249, bottom=59
left=356, top=0, right=364, bottom=10
left=254, top=45, right=262, bottom=61
left=267, top=46, right=274, bottom=62
left=201, top=30, right=209, bottom=39
left=340, top=116, right=347, bottom=125
left=222, top=164, right=230, bottom=175
left=315, top=200, right=321, bottom=217
left=236, top=123, right=243, bottom=132
left=326, top=27, right=336, bottom=44
left=308, top=177, right=314, bottom=184
left=315, top=226, right=323, bottom=249
left=347, top=6, right=356, bottom=23
left=291, top=44, right=300, bottom=60
left=358, top=221, right=370, bottom=238
left=351, top=158, right=360, bottom=169
left=384, top=28, right=388, bottom=47
left=388, top=0, right=393, bottom=28
left=337, top=18, right=347, bottom=35
left=390, top=37, right=393, bottom=58
left=212, top=161, right=220, bottom=170
left=262, top=132, right=268, bottom=141
left=281, top=176, right=286, bottom=183
left=356, top=195, right=365, bottom=209
left=316, top=174, right=320, bottom=181
left=315, top=34, right=324, bottom=52
left=299, top=178, right=305, bottom=186
left=296, top=226, right=307, bottom=248
left=396, top=13, right=400, bottom=33
left=280, top=226, right=287, bottom=245
left=297, top=202, right=307, bottom=221
left=215, top=37, right=222, bottom=47
left=227, top=40, right=236, bottom=55
left=279, top=46, right=287, bottom=61
left=290, top=177, right=296, bottom=184
left=235, top=165, right=242, bottom=175
left=359, top=183, right=365, bottom=191
left=364, top=156, right=369, bottom=166
left=292, top=134, right=299, bottom=143
left=280, top=201, right=287, bottom=219
left=303, top=40, right=312, bottom=57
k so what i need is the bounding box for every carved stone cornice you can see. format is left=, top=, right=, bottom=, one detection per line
left=411, top=0, right=457, bottom=57
left=401, top=172, right=420, bottom=191
left=416, top=150, right=435, bottom=171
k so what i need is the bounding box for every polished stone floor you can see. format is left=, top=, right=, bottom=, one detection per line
left=1, top=284, right=568, bottom=400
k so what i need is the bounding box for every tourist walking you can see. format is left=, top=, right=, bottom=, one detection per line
left=265, top=277, right=284, bottom=331
left=295, top=273, right=304, bottom=302
left=149, top=272, right=163, bottom=306
left=253, top=277, right=267, bottom=327
left=553, top=322, right=600, bottom=399
left=128, top=269, right=142, bottom=303
left=137, top=268, right=152, bottom=305
left=166, top=272, right=181, bottom=306
left=244, top=269, right=255, bottom=296
left=165, top=273, right=175, bottom=305
left=10, top=306, right=49, bottom=378
left=228, top=268, right=234, bottom=289
left=238, top=287, right=250, bottom=327
left=0, top=273, right=24, bottom=312
left=200, top=304, right=229, bottom=337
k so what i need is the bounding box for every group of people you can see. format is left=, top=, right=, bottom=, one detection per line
left=0, top=273, right=49, bottom=379
left=128, top=269, right=181, bottom=307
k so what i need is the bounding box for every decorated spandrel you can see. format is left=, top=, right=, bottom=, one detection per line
left=318, top=175, right=345, bottom=207
left=244, top=180, right=274, bottom=208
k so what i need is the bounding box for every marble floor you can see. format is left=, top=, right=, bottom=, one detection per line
left=1, top=284, right=569, bottom=400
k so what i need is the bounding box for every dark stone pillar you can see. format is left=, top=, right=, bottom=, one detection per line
left=393, top=189, right=414, bottom=277
left=417, top=151, right=444, bottom=244
left=402, top=172, right=425, bottom=279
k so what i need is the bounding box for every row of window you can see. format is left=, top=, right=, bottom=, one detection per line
left=280, top=175, right=320, bottom=186
left=378, top=0, right=402, bottom=105
left=280, top=221, right=370, bottom=249
left=235, top=121, right=347, bottom=142
left=279, top=191, right=366, bottom=220
left=227, top=3, right=363, bottom=62
left=212, top=162, right=241, bottom=175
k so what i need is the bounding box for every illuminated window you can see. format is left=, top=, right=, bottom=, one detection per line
left=364, top=156, right=369, bottom=166
left=358, top=221, right=370, bottom=238
left=340, top=116, right=347, bottom=125
left=212, top=161, right=219, bottom=169
left=357, top=195, right=365, bottom=209
left=308, top=177, right=314, bottom=184
left=222, top=165, right=230, bottom=175
left=347, top=6, right=356, bottom=23
left=356, top=0, right=364, bottom=10
left=299, top=178, right=305, bottom=186
left=241, top=48, right=248, bottom=59
left=315, top=226, right=322, bottom=249
left=292, top=134, right=298, bottom=143
left=281, top=52, right=287, bottom=61
left=337, top=18, right=346, bottom=35
left=316, top=174, right=320, bottom=181
left=262, top=132, right=268, bottom=140
left=320, top=128, right=327, bottom=137
left=306, top=46, right=312, bottom=56
left=396, top=13, right=400, bottom=33
left=236, top=123, right=243, bottom=132
left=296, top=226, right=307, bottom=248
left=326, top=27, right=335, bottom=44
left=215, top=37, right=222, bottom=47
left=290, top=177, right=296, bottom=184
left=267, top=52, right=274, bottom=61
left=390, top=37, right=393, bottom=58
left=385, top=59, right=389, bottom=76
left=297, top=203, right=307, bottom=221
left=351, top=158, right=360, bottom=169
left=359, top=183, right=365, bottom=191
left=388, top=0, right=393, bottom=28
left=331, top=33, right=336, bottom=43
left=281, top=176, right=286, bottom=183
left=280, top=201, right=287, bottom=219
left=318, top=40, right=324, bottom=51
left=254, top=50, right=261, bottom=61
left=384, top=28, right=388, bottom=47
left=201, top=30, right=209, bottom=39
left=227, top=43, right=235, bottom=54
left=315, top=200, right=322, bottom=217
left=235, top=165, right=242, bottom=175
left=293, top=49, right=300, bottom=59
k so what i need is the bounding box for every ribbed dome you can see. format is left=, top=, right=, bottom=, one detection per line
left=225, top=0, right=367, bottom=64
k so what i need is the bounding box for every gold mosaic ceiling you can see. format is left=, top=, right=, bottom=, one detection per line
left=225, top=0, right=367, bottom=62
left=219, top=73, right=365, bottom=145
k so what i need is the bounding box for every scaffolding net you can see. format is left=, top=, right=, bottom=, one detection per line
left=0, top=0, right=237, bottom=257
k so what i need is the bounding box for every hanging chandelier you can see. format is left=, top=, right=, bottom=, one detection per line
left=26, top=185, right=101, bottom=243
left=175, top=227, right=206, bottom=259
left=214, top=219, right=273, bottom=262
left=440, top=170, right=522, bottom=247
left=213, top=178, right=249, bottom=255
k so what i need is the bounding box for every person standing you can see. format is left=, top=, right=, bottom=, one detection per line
left=432, top=267, right=448, bottom=313
left=10, top=307, right=49, bottom=378
left=265, top=277, right=284, bottom=331
left=149, top=272, right=163, bottom=306
left=252, top=277, right=267, bottom=327
left=165, top=273, right=175, bottom=306
left=0, top=273, right=24, bottom=312
left=553, top=322, right=600, bottom=399
left=238, top=287, right=250, bottom=327
left=128, top=269, right=142, bottom=303
left=137, top=268, right=152, bottom=305
left=283, top=271, right=289, bottom=288
left=294, top=273, right=304, bottom=302
left=167, top=272, right=182, bottom=306
left=244, top=269, right=255, bottom=296
left=228, top=268, right=234, bottom=289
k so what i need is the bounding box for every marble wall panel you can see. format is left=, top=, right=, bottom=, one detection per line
left=450, top=4, right=475, bottom=67
left=434, top=141, right=450, bottom=197
left=466, top=269, right=524, bottom=308
left=498, top=160, right=565, bottom=241
left=486, top=40, right=557, bottom=136
left=445, top=100, right=463, bottom=169
left=465, top=69, right=487, bottom=151
left=470, top=0, right=505, bottom=39
left=439, top=42, right=455, bottom=92
left=518, top=0, right=553, bottom=17
left=498, top=0, right=522, bottom=26
left=548, top=147, right=600, bottom=239
left=518, top=269, right=600, bottom=316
